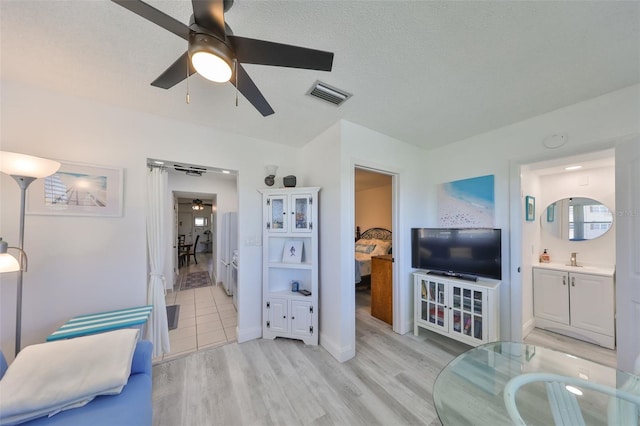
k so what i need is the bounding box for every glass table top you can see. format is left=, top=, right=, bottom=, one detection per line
left=433, top=342, right=640, bottom=425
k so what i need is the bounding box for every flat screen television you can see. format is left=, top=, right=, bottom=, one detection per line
left=411, top=228, right=502, bottom=281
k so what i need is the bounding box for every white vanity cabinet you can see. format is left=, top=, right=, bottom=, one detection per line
left=413, top=272, right=500, bottom=347
left=533, top=265, right=615, bottom=349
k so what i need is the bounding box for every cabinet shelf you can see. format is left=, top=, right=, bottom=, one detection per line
left=268, top=289, right=314, bottom=299
left=267, top=262, right=313, bottom=270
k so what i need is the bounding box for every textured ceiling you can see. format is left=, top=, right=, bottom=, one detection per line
left=1, top=1, right=638, bottom=150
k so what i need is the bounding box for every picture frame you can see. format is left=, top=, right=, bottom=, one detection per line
left=27, top=160, right=123, bottom=217
left=546, top=203, right=555, bottom=223
left=282, top=240, right=303, bottom=263
left=525, top=195, right=535, bottom=221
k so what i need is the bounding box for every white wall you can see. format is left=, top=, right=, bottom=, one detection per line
left=2, top=77, right=637, bottom=365
left=296, top=122, right=346, bottom=358
left=355, top=183, right=392, bottom=231
left=538, top=166, right=615, bottom=267
left=422, top=84, right=639, bottom=343
left=0, top=80, right=298, bottom=360
left=520, top=166, right=542, bottom=336
left=300, top=120, right=426, bottom=362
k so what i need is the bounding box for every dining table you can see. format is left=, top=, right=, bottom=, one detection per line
left=433, top=341, right=640, bottom=425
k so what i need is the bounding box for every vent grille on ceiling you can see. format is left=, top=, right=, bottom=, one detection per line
left=307, top=81, right=351, bottom=106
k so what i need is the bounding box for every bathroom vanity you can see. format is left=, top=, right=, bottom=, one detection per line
left=533, top=263, right=615, bottom=349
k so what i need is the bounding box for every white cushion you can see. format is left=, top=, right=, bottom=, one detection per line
left=0, top=328, right=138, bottom=425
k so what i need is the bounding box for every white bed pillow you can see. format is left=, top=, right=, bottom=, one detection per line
left=355, top=243, right=375, bottom=254
left=369, top=239, right=392, bottom=256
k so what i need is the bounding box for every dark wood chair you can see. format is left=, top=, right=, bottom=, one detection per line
left=177, top=235, right=189, bottom=267
left=185, top=235, right=200, bottom=265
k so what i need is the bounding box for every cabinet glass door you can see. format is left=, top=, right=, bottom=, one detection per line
left=267, top=196, right=287, bottom=232
left=422, top=280, right=447, bottom=331
left=292, top=194, right=312, bottom=232
left=451, top=285, right=485, bottom=341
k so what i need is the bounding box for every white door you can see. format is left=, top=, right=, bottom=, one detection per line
left=533, top=269, right=570, bottom=325
left=423, top=278, right=448, bottom=332
left=569, top=272, right=614, bottom=336
left=178, top=213, right=192, bottom=243
left=615, top=137, right=640, bottom=373
left=291, top=300, right=313, bottom=337
left=291, top=193, right=313, bottom=233
left=267, top=298, right=288, bottom=334
left=266, top=195, right=288, bottom=232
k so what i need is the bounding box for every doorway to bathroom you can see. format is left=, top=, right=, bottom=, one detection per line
left=517, top=148, right=617, bottom=368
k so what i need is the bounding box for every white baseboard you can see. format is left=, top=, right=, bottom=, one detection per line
left=237, top=325, right=262, bottom=343
left=320, top=331, right=355, bottom=362
left=522, top=317, right=535, bottom=338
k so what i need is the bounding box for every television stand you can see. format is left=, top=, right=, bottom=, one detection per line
left=427, top=270, right=478, bottom=282
left=414, top=272, right=501, bottom=346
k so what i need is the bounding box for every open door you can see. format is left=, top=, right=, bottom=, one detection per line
left=615, top=137, right=640, bottom=373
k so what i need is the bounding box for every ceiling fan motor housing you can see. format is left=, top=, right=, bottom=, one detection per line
left=188, top=32, right=235, bottom=71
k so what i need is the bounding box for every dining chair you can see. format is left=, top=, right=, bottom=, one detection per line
left=185, top=235, right=200, bottom=265
left=177, top=235, right=189, bottom=267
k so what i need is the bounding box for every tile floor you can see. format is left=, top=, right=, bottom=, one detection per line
left=153, top=253, right=237, bottom=364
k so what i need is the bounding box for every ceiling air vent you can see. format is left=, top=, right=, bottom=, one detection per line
left=307, top=81, right=351, bottom=106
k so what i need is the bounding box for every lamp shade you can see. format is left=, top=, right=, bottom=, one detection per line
left=0, top=151, right=60, bottom=178
left=0, top=239, right=20, bottom=273
left=0, top=253, right=20, bottom=273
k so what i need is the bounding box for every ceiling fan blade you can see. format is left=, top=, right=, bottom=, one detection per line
left=231, top=64, right=274, bottom=116
left=111, top=0, right=191, bottom=40
left=228, top=36, right=334, bottom=71
left=191, top=0, right=226, bottom=38
left=151, top=52, right=196, bottom=89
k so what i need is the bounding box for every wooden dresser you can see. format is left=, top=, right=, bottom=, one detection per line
left=371, top=254, right=393, bottom=325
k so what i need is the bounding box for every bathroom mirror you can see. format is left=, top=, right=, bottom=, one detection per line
left=540, top=197, right=613, bottom=241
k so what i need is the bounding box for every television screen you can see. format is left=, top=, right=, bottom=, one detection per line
left=411, top=228, right=502, bottom=280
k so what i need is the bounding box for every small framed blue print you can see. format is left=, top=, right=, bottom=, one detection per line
left=546, top=203, right=555, bottom=222
left=525, top=196, right=535, bottom=221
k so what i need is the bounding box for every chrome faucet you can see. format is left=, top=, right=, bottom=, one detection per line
left=570, top=252, right=578, bottom=267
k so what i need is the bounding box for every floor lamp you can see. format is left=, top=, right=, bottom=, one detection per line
left=0, top=151, right=60, bottom=356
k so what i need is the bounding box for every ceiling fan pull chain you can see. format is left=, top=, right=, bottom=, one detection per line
left=234, top=59, right=238, bottom=107
left=185, top=58, right=191, bottom=104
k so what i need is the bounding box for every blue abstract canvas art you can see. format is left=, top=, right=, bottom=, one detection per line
left=438, top=175, right=495, bottom=227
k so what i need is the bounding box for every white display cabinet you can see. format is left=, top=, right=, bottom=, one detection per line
left=261, top=187, right=319, bottom=345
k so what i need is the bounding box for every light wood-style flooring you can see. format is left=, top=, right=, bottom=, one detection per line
left=152, top=288, right=617, bottom=425
left=152, top=289, right=471, bottom=425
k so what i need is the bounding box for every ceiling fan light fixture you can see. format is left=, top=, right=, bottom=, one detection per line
left=189, top=34, right=234, bottom=83
left=192, top=199, right=205, bottom=211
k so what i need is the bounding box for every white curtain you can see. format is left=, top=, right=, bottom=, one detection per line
left=145, top=166, right=170, bottom=357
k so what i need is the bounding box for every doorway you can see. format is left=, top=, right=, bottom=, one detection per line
left=149, top=158, right=239, bottom=362
left=516, top=149, right=617, bottom=367
left=354, top=167, right=394, bottom=328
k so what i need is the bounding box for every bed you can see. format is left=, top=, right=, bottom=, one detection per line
left=355, top=227, right=392, bottom=286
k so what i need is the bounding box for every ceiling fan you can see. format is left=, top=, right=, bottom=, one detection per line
left=191, top=199, right=212, bottom=210
left=111, top=0, right=334, bottom=116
